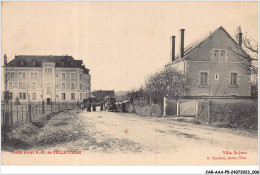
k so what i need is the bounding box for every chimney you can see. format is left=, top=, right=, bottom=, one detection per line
left=171, top=36, right=176, bottom=62
left=180, top=29, right=185, bottom=58
left=238, top=26, right=243, bottom=47
left=3, top=54, right=7, bottom=66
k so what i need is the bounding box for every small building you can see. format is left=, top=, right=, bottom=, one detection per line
left=92, top=90, right=115, bottom=102
left=165, top=26, right=251, bottom=97
left=4, top=55, right=91, bottom=104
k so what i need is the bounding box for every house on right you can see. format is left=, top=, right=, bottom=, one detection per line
left=166, top=26, right=251, bottom=97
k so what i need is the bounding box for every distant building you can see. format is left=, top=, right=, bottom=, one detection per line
left=92, top=90, right=115, bottom=101
left=4, top=55, right=91, bottom=104
left=166, top=26, right=251, bottom=97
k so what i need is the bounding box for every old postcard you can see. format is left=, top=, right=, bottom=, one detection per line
left=1, top=1, right=258, bottom=169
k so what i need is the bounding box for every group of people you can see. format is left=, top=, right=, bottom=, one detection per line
left=81, top=101, right=96, bottom=112
left=80, top=100, right=127, bottom=112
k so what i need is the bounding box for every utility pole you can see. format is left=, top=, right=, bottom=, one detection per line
left=208, top=83, right=211, bottom=124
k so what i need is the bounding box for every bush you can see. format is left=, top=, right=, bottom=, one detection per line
left=197, top=101, right=258, bottom=129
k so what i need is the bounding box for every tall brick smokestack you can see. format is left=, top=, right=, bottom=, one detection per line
left=238, top=26, right=243, bottom=47
left=171, top=36, right=175, bottom=62
left=180, top=29, right=185, bottom=58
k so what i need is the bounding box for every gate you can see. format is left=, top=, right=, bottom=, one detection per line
left=180, top=100, right=197, bottom=116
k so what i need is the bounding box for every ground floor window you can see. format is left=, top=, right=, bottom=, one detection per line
left=71, top=93, right=75, bottom=100
left=230, top=73, right=238, bottom=86
left=19, top=92, right=26, bottom=100
left=199, top=72, right=208, bottom=86
left=62, top=93, right=66, bottom=100
left=32, top=92, right=36, bottom=100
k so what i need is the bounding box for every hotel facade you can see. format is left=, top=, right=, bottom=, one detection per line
left=4, top=55, right=91, bottom=104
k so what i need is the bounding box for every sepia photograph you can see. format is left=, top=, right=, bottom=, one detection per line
left=0, top=1, right=258, bottom=172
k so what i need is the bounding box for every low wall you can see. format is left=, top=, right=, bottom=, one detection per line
left=165, top=96, right=257, bottom=129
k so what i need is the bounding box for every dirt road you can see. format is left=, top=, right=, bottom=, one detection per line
left=2, top=109, right=258, bottom=165
left=72, top=110, right=258, bottom=165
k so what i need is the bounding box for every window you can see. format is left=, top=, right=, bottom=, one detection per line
left=61, top=72, right=66, bottom=79
left=19, top=93, right=23, bottom=99
left=32, top=82, right=36, bottom=89
left=19, top=92, right=26, bottom=100
left=220, top=50, right=225, bottom=61
left=18, top=72, right=26, bottom=78
left=71, top=83, right=75, bottom=90
left=62, top=83, right=66, bottom=90
left=46, top=87, right=51, bottom=94
left=62, top=93, right=66, bottom=100
left=45, top=68, right=52, bottom=73
left=71, top=72, right=75, bottom=79
left=32, top=92, right=36, bottom=100
left=80, top=83, right=82, bottom=90
left=10, top=72, right=15, bottom=79
left=200, top=72, right=208, bottom=86
left=230, top=73, right=238, bottom=86
left=8, top=82, right=13, bottom=89
left=80, top=74, right=83, bottom=81
left=31, top=72, right=37, bottom=78
left=215, top=74, right=219, bottom=80
left=71, top=93, right=75, bottom=100
left=213, top=50, right=219, bottom=61
left=19, top=82, right=26, bottom=89
left=212, top=49, right=226, bottom=61
left=80, top=93, right=82, bottom=100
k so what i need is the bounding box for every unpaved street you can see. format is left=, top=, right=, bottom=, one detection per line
left=2, top=109, right=258, bottom=165
left=73, top=109, right=257, bottom=165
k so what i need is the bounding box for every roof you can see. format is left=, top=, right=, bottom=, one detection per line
left=92, top=90, right=115, bottom=99
left=7, top=55, right=90, bottom=74
left=166, top=26, right=250, bottom=66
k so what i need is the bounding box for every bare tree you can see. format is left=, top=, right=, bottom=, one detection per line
left=231, top=26, right=258, bottom=75
left=231, top=26, right=258, bottom=97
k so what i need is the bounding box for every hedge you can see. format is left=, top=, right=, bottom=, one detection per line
left=197, top=101, right=258, bottom=129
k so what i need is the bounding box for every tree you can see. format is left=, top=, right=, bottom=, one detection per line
left=144, top=67, right=190, bottom=116
left=231, top=27, right=258, bottom=98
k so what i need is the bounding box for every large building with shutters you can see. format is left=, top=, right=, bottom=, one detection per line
left=4, top=55, right=91, bottom=104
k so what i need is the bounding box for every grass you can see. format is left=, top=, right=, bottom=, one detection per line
left=2, top=110, right=86, bottom=151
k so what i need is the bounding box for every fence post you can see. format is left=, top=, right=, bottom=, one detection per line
left=42, top=100, right=45, bottom=114
left=26, top=106, right=28, bottom=122
left=10, top=95, right=13, bottom=125
left=208, top=100, right=211, bottom=124
left=22, top=105, right=24, bottom=121
left=17, top=105, right=19, bottom=123
left=163, top=96, right=167, bottom=117
left=177, top=100, right=180, bottom=117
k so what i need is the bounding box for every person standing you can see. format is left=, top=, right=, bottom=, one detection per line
left=100, top=101, right=104, bottom=111
left=122, top=102, right=126, bottom=112
left=92, top=101, right=96, bottom=112
left=87, top=101, right=91, bottom=112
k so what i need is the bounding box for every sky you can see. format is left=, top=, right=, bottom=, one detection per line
left=1, top=1, right=258, bottom=91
